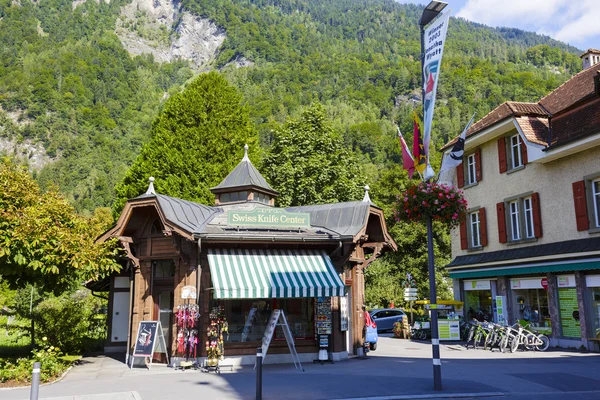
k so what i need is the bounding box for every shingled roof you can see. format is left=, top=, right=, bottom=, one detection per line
left=441, top=67, right=600, bottom=151
left=210, top=145, right=279, bottom=196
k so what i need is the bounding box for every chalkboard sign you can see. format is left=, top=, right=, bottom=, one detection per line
left=133, top=321, right=159, bottom=357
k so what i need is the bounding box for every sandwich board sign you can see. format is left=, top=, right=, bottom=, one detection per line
left=255, top=309, right=303, bottom=371
left=130, top=321, right=169, bottom=369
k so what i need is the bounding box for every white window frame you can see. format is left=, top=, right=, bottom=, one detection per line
left=509, top=134, right=522, bottom=170
left=509, top=200, right=521, bottom=241
left=469, top=211, right=481, bottom=248
left=523, top=197, right=535, bottom=239
left=466, top=153, right=477, bottom=185
left=593, top=179, right=600, bottom=228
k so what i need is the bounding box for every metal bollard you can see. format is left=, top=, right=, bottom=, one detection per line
left=256, top=347, right=262, bottom=400
left=30, top=361, right=41, bottom=400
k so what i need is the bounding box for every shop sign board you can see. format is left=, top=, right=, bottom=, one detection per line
left=181, top=285, right=196, bottom=299
left=340, top=295, right=348, bottom=332
left=557, top=275, right=575, bottom=288
left=438, top=320, right=460, bottom=341
left=131, top=321, right=169, bottom=369
left=585, top=275, right=600, bottom=287
left=495, top=296, right=507, bottom=325
left=511, top=278, right=544, bottom=290
left=558, top=288, right=581, bottom=338
left=228, top=208, right=310, bottom=228
left=464, top=280, right=490, bottom=291
left=541, top=278, right=548, bottom=290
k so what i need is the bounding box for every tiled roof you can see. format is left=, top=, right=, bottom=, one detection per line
left=539, top=66, right=599, bottom=114
left=515, top=116, right=549, bottom=146
left=549, top=97, right=600, bottom=147
left=441, top=67, right=600, bottom=151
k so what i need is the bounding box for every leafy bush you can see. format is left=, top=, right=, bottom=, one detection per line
left=0, top=337, right=67, bottom=384
left=34, top=290, right=106, bottom=354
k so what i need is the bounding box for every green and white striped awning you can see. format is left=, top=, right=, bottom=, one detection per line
left=207, top=249, right=345, bottom=299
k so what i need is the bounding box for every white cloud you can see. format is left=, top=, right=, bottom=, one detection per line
left=456, top=0, right=600, bottom=48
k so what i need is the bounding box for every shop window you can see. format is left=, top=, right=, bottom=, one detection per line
left=497, top=134, right=527, bottom=174
left=460, top=208, right=487, bottom=250
left=153, top=259, right=175, bottom=279
left=221, top=193, right=230, bottom=203
left=219, top=298, right=315, bottom=343
left=513, top=288, right=551, bottom=329
left=497, top=193, right=541, bottom=243
left=469, top=211, right=481, bottom=247
left=465, top=290, right=492, bottom=322
left=572, top=177, right=600, bottom=232
left=509, top=134, right=523, bottom=170
left=456, top=148, right=481, bottom=189
left=588, top=287, right=600, bottom=339
left=466, top=153, right=477, bottom=185
left=593, top=179, right=600, bottom=228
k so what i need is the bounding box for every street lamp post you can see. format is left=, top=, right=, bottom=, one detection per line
left=419, top=0, right=447, bottom=392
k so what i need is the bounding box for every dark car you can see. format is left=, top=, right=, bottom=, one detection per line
left=370, top=308, right=407, bottom=332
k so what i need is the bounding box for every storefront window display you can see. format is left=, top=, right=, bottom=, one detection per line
left=220, top=298, right=315, bottom=343
left=557, top=275, right=580, bottom=338
left=464, top=280, right=493, bottom=322
left=510, top=278, right=551, bottom=329
left=586, top=275, right=600, bottom=339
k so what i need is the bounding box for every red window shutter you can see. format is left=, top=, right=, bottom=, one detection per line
left=496, top=202, right=507, bottom=243
left=460, top=220, right=468, bottom=250
left=457, top=164, right=464, bottom=188
left=475, top=148, right=482, bottom=182
left=532, top=192, right=542, bottom=238
left=479, top=207, right=488, bottom=247
left=497, top=137, right=507, bottom=173
left=521, top=139, right=528, bottom=165
left=572, top=181, right=589, bottom=231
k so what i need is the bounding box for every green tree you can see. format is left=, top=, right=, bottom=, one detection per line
left=113, top=71, right=260, bottom=213
left=263, top=103, right=364, bottom=207
left=0, top=160, right=120, bottom=293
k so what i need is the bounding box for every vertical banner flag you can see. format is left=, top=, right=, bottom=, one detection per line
left=423, top=11, right=450, bottom=163
left=413, top=112, right=426, bottom=176
left=397, top=126, right=415, bottom=179
left=439, top=113, right=475, bottom=174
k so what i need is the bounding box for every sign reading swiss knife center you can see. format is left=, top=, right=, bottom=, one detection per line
left=228, top=208, right=311, bottom=228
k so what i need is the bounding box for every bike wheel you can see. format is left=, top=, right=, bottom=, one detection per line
left=474, top=332, right=483, bottom=349
left=510, top=334, right=519, bottom=353
left=465, top=326, right=475, bottom=349
left=500, top=334, right=510, bottom=353
left=524, top=334, right=536, bottom=351
left=485, top=331, right=495, bottom=350
left=536, top=335, right=550, bottom=352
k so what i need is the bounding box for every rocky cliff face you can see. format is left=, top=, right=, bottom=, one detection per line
left=114, top=0, right=225, bottom=70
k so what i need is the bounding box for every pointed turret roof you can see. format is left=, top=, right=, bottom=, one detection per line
left=210, top=144, right=279, bottom=196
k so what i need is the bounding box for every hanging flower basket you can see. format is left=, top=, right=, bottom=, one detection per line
left=394, top=181, right=467, bottom=229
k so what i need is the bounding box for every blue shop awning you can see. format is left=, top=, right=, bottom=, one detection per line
left=207, top=248, right=345, bottom=299
left=449, top=261, right=600, bottom=279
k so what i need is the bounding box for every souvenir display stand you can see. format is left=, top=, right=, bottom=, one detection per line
left=175, top=304, right=200, bottom=370
left=314, top=297, right=333, bottom=364
left=202, top=306, right=228, bottom=374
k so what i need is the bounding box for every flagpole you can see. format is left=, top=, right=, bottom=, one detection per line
left=420, top=1, right=447, bottom=392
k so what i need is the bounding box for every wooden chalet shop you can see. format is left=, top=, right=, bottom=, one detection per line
left=92, top=145, right=396, bottom=366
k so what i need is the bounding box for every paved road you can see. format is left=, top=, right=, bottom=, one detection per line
left=2, top=337, right=600, bottom=400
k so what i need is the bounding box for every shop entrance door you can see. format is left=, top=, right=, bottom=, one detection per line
left=153, top=288, right=173, bottom=362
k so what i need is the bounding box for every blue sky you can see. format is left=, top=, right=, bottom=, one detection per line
left=397, top=0, right=600, bottom=52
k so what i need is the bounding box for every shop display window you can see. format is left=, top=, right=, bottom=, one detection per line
left=219, top=298, right=315, bottom=343
left=465, top=291, right=492, bottom=322
left=513, top=289, right=550, bottom=328
left=588, top=288, right=600, bottom=339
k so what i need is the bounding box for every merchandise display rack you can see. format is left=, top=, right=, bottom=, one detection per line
left=201, top=306, right=228, bottom=374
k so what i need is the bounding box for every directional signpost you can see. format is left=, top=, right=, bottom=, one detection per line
left=404, top=287, right=418, bottom=325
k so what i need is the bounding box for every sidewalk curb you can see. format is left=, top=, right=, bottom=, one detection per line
left=330, top=392, right=506, bottom=400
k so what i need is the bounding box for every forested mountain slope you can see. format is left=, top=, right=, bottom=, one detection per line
left=0, top=0, right=582, bottom=213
